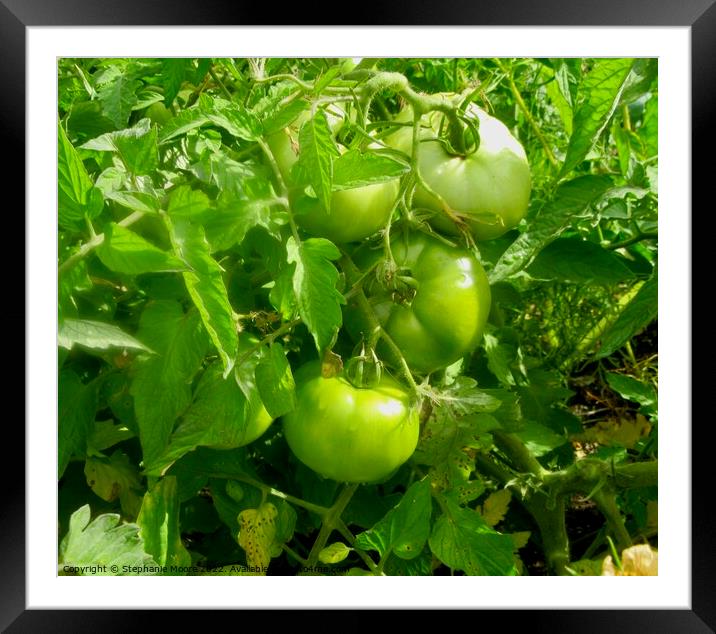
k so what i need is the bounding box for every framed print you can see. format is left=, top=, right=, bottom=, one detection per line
left=10, top=0, right=712, bottom=629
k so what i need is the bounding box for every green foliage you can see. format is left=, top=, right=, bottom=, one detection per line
left=58, top=57, right=658, bottom=577
left=59, top=505, right=158, bottom=575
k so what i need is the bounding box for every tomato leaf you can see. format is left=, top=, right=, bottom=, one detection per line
left=201, top=170, right=286, bottom=251
left=313, top=65, right=343, bottom=94
left=514, top=421, right=569, bottom=456
left=87, top=420, right=134, bottom=454
left=332, top=149, right=409, bottom=190
left=269, top=265, right=298, bottom=320
left=67, top=101, right=116, bottom=142
left=137, top=476, right=192, bottom=572
left=429, top=497, right=517, bottom=575
left=286, top=237, right=345, bottom=354
left=414, top=407, right=494, bottom=504
left=167, top=185, right=211, bottom=218
left=432, top=376, right=504, bottom=416
left=292, top=110, right=339, bottom=212
left=84, top=450, right=143, bottom=518
left=112, top=120, right=159, bottom=175
left=490, top=175, right=613, bottom=283
left=483, top=331, right=517, bottom=387
left=160, top=58, right=191, bottom=106
left=58, top=318, right=154, bottom=353
left=237, top=502, right=279, bottom=571
left=594, top=268, right=657, bottom=359
left=560, top=59, right=635, bottom=177
left=147, top=366, right=257, bottom=475
left=97, top=223, right=186, bottom=274
left=130, top=301, right=208, bottom=466
left=605, top=372, right=657, bottom=413
left=166, top=218, right=239, bottom=375
left=262, top=97, right=310, bottom=136
left=255, top=343, right=296, bottom=419
left=481, top=489, right=512, bottom=527
left=58, top=123, right=105, bottom=231
left=201, top=94, right=262, bottom=142
left=159, top=106, right=210, bottom=143
left=83, top=118, right=159, bottom=176
left=59, top=505, right=158, bottom=575
left=96, top=71, right=142, bottom=129
left=318, top=542, right=351, bottom=565
left=527, top=237, right=635, bottom=285
left=104, top=189, right=161, bottom=214
left=354, top=479, right=432, bottom=561
left=58, top=370, right=98, bottom=478
left=619, top=58, right=657, bottom=106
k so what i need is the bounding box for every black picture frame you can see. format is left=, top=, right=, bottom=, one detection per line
left=10, top=1, right=710, bottom=629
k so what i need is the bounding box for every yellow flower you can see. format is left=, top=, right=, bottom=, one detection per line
left=602, top=544, right=658, bottom=576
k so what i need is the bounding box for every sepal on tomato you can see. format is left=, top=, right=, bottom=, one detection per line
left=344, top=343, right=383, bottom=389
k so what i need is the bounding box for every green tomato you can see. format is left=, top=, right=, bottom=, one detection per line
left=196, top=335, right=274, bottom=449
left=388, top=101, right=531, bottom=241
left=282, top=361, right=419, bottom=483
left=291, top=180, right=400, bottom=244
left=266, top=109, right=399, bottom=244
left=236, top=395, right=274, bottom=447
left=346, top=231, right=491, bottom=374
left=145, top=101, right=172, bottom=126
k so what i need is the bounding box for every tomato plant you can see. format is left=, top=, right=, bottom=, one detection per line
left=282, top=361, right=419, bottom=483
left=56, top=57, right=659, bottom=581
left=388, top=99, right=531, bottom=240
left=346, top=230, right=491, bottom=374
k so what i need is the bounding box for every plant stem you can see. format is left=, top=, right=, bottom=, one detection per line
left=591, top=489, right=632, bottom=551
left=525, top=494, right=571, bottom=575
left=495, top=59, right=558, bottom=168
left=235, top=318, right=302, bottom=369
left=209, top=66, right=232, bottom=100
left=281, top=543, right=308, bottom=566
left=354, top=288, right=419, bottom=397
left=335, top=519, right=379, bottom=573
left=476, top=452, right=569, bottom=574
left=605, top=231, right=658, bottom=251
left=622, top=104, right=632, bottom=133
left=58, top=210, right=145, bottom=276
left=305, top=483, right=359, bottom=568
left=493, top=431, right=546, bottom=478
left=252, top=73, right=314, bottom=92
left=256, top=138, right=302, bottom=245
left=210, top=472, right=330, bottom=517
left=477, top=449, right=656, bottom=574
left=340, top=255, right=420, bottom=398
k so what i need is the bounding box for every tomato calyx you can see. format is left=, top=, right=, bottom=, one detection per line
left=344, top=341, right=383, bottom=389
left=373, top=258, right=419, bottom=306
left=439, top=110, right=481, bottom=158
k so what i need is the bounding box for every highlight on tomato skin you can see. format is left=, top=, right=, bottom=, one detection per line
left=282, top=361, right=419, bottom=484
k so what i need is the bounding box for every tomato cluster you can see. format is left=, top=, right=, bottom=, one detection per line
left=263, top=94, right=530, bottom=483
